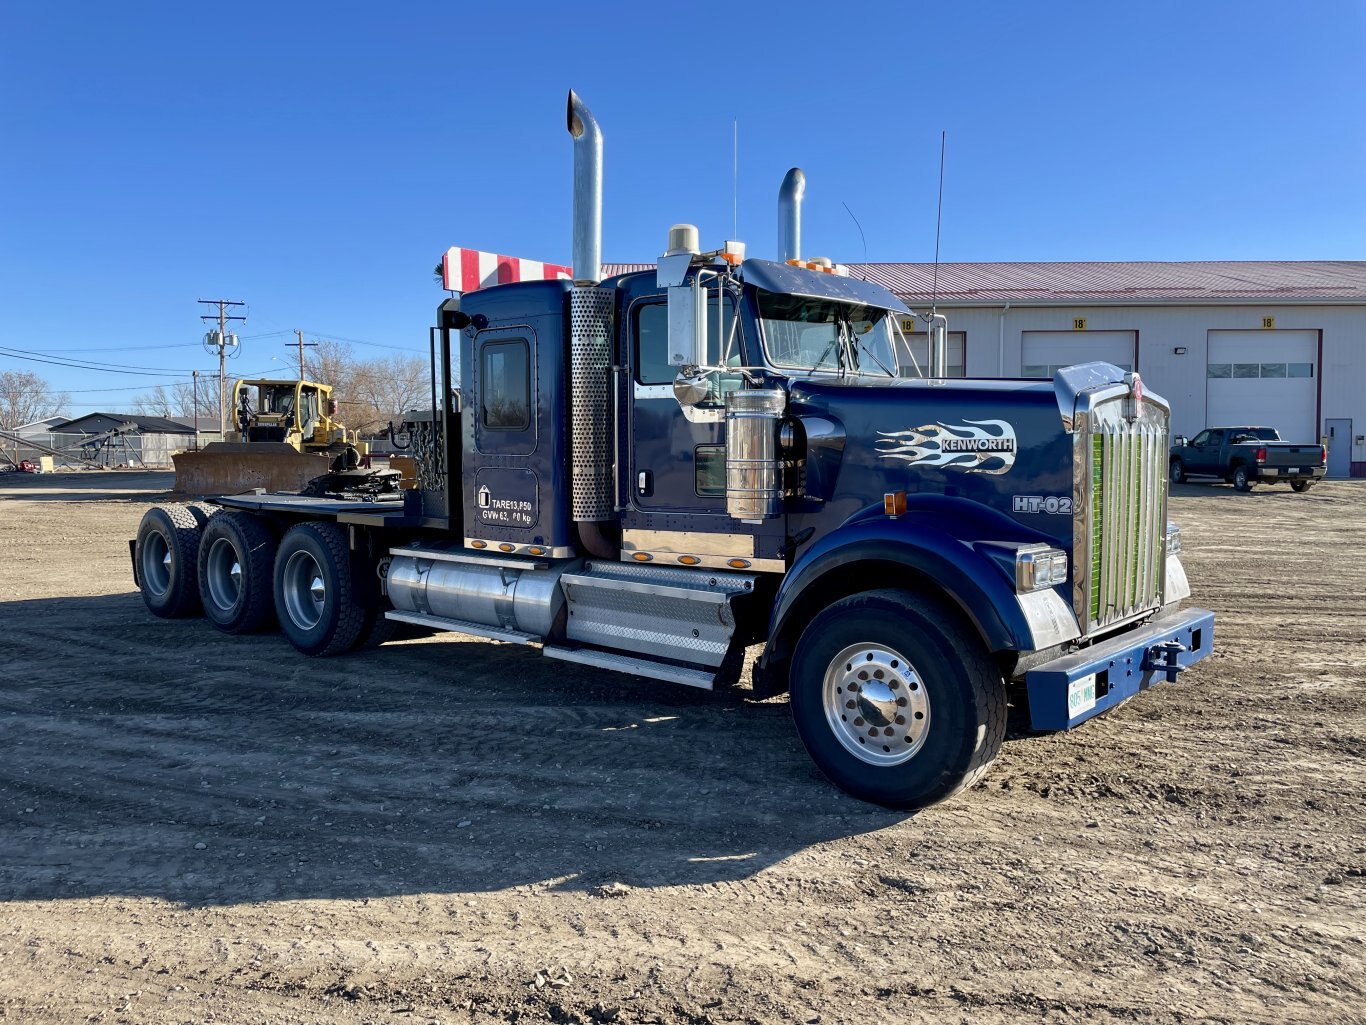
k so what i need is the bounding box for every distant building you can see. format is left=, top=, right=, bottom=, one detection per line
left=51, top=412, right=222, bottom=467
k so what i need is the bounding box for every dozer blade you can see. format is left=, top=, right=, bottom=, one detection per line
left=173, top=442, right=333, bottom=497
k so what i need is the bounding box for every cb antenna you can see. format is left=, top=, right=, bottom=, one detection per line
left=931, top=129, right=946, bottom=316
left=842, top=202, right=868, bottom=280
left=732, top=118, right=739, bottom=239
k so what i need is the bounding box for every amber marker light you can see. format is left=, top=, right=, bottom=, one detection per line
left=632, top=552, right=653, bottom=562
left=884, top=491, right=907, bottom=517
left=498, top=543, right=514, bottom=552
left=727, top=559, right=752, bottom=569
left=678, top=555, right=700, bottom=565
left=471, top=540, right=487, bottom=549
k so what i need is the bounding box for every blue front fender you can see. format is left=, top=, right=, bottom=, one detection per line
left=757, top=499, right=1073, bottom=689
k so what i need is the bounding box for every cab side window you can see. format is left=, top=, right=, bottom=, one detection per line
left=1190, top=430, right=1209, bottom=447
left=634, top=297, right=741, bottom=386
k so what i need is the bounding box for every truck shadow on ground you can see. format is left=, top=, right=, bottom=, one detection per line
left=0, top=593, right=973, bottom=908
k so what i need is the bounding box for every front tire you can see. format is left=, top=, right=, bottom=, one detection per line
left=198, top=511, right=277, bottom=633
left=1232, top=464, right=1253, bottom=491
left=135, top=504, right=203, bottom=618
left=1169, top=458, right=1185, bottom=484
left=273, top=522, right=368, bottom=657
left=789, top=589, right=1006, bottom=809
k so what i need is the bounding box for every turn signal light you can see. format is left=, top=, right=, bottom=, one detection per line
left=1015, top=545, right=1068, bottom=592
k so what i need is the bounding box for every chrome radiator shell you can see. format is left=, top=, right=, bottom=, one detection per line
left=1071, top=394, right=1170, bottom=636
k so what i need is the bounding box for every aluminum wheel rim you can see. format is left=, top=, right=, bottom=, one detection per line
left=205, top=536, right=243, bottom=612
left=142, top=530, right=172, bottom=597
left=282, top=549, right=325, bottom=630
left=823, top=643, right=931, bottom=766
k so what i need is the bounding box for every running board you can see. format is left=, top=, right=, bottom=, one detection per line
left=541, top=646, right=716, bottom=690
left=384, top=610, right=538, bottom=645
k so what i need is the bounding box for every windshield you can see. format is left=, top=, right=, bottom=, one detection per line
left=757, top=289, right=898, bottom=377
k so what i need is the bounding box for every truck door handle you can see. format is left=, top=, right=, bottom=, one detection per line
left=637, top=470, right=652, bottom=496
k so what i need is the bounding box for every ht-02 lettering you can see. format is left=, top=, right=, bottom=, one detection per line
left=1013, top=495, right=1073, bottom=515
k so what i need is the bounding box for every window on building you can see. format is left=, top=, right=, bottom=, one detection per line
left=1232, top=363, right=1260, bottom=379
left=899, top=330, right=966, bottom=378
left=1287, top=362, right=1314, bottom=378
left=1207, top=363, right=1232, bottom=378
left=480, top=339, right=530, bottom=430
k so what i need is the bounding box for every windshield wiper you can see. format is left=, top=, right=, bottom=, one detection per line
left=842, top=319, right=895, bottom=377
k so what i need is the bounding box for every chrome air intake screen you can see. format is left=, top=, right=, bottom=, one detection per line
left=569, top=286, right=615, bottom=521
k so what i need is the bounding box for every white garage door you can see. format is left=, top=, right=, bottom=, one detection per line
left=1021, top=331, right=1135, bottom=378
left=1206, top=330, right=1316, bottom=441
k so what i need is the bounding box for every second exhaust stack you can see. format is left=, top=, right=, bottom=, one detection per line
left=778, top=168, right=805, bottom=263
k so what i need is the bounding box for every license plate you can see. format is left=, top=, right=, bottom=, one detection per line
left=1285, top=467, right=1300, bottom=474
left=1068, top=674, right=1098, bottom=718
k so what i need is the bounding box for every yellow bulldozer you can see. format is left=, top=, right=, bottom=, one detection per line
left=173, top=378, right=369, bottom=496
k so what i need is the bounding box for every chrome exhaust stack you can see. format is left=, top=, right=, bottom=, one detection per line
left=778, top=168, right=805, bottom=263
left=565, top=91, right=614, bottom=543
left=567, top=90, right=603, bottom=286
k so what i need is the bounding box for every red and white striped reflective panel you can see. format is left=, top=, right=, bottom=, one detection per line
left=441, top=247, right=573, bottom=292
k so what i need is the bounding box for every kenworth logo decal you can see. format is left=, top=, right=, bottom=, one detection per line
left=876, top=419, right=1018, bottom=475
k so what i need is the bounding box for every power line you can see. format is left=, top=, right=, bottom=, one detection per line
left=0, top=344, right=196, bottom=373
left=298, top=329, right=425, bottom=354
left=0, top=348, right=194, bottom=377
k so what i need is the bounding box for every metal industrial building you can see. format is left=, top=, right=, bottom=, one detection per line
left=857, top=261, right=1366, bottom=478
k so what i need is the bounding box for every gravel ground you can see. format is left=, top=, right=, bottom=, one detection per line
left=0, top=471, right=1362, bottom=1024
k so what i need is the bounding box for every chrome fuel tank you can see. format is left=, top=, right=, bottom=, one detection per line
left=387, top=546, right=582, bottom=640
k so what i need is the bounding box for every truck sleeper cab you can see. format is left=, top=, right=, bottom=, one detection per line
left=130, top=90, right=1214, bottom=810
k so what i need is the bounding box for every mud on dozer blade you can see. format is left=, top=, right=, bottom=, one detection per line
left=172, top=442, right=332, bottom=496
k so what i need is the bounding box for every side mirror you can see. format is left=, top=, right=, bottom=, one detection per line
left=1173, top=435, right=1187, bottom=448
left=667, top=278, right=708, bottom=369
left=673, top=369, right=710, bottom=408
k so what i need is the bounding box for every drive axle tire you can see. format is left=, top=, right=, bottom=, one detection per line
left=135, top=504, right=203, bottom=618
left=1232, top=464, right=1253, bottom=492
left=273, top=522, right=367, bottom=657
left=1169, top=458, right=1185, bottom=484
left=789, top=588, right=1006, bottom=810
left=197, top=511, right=277, bottom=634
left=1291, top=479, right=1316, bottom=493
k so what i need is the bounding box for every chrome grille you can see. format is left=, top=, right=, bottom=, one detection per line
left=1076, top=400, right=1168, bottom=634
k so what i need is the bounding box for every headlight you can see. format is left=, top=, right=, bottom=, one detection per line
left=1165, top=521, right=1182, bottom=555
left=1016, top=545, right=1069, bottom=592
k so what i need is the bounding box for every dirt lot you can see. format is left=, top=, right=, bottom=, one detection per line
left=0, top=471, right=1362, bottom=1025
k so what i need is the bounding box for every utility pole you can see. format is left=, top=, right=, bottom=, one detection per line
left=290, top=329, right=317, bottom=380
left=197, top=298, right=246, bottom=437
left=192, top=370, right=200, bottom=450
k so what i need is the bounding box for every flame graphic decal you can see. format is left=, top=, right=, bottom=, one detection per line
left=875, top=419, right=1017, bottom=475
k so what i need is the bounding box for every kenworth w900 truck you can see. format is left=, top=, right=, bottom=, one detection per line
left=131, top=92, right=1214, bottom=809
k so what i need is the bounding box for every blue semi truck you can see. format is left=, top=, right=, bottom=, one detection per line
left=131, top=92, right=1214, bottom=808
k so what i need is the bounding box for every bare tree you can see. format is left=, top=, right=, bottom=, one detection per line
left=0, top=370, right=70, bottom=430
left=133, top=381, right=217, bottom=421
left=301, top=342, right=428, bottom=438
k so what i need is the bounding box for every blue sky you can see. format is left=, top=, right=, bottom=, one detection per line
left=2, top=1, right=1363, bottom=404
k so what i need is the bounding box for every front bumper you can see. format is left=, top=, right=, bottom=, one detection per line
left=1024, top=606, right=1214, bottom=730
